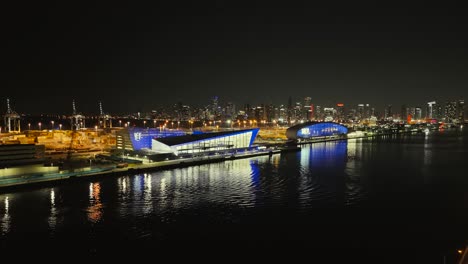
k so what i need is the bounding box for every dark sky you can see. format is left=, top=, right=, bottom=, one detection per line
left=3, top=2, right=468, bottom=114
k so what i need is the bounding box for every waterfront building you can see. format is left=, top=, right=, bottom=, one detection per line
left=286, top=122, right=348, bottom=140
left=0, top=144, right=45, bottom=168
left=115, top=127, right=186, bottom=153
left=152, top=128, right=259, bottom=155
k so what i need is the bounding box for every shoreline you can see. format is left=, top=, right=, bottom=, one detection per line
left=0, top=128, right=450, bottom=192
left=0, top=148, right=285, bottom=192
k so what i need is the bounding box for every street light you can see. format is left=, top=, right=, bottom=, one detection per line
left=59, top=124, right=62, bottom=130
left=153, top=120, right=156, bottom=128
left=51, top=120, right=54, bottom=130
left=119, top=120, right=122, bottom=127
left=28, top=123, right=31, bottom=130
left=38, top=122, right=41, bottom=130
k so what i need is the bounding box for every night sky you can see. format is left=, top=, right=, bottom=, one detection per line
left=3, top=2, right=468, bottom=114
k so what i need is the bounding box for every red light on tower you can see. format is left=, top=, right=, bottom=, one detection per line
left=407, top=114, right=412, bottom=124
left=337, top=103, right=344, bottom=107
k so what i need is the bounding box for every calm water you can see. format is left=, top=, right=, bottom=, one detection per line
left=1, top=129, right=468, bottom=261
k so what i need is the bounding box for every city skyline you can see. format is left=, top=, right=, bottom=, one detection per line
left=3, top=3, right=468, bottom=113
left=1, top=95, right=465, bottom=118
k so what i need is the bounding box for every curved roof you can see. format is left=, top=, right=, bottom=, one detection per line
left=155, top=128, right=259, bottom=147
left=286, top=122, right=348, bottom=140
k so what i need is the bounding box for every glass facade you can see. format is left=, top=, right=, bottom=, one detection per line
left=174, top=131, right=253, bottom=154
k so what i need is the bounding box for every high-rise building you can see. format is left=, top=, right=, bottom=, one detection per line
left=364, top=104, right=370, bottom=119
left=212, top=96, right=219, bottom=116
left=336, top=103, right=345, bottom=121
left=427, top=101, right=436, bottom=119
left=401, top=104, right=407, bottom=121
left=303, top=97, right=312, bottom=120
left=445, top=101, right=457, bottom=123
left=357, top=104, right=364, bottom=120
left=278, top=104, right=287, bottom=122
left=414, top=107, right=422, bottom=120
left=294, top=102, right=303, bottom=122
left=266, top=104, right=275, bottom=122
left=457, top=99, right=465, bottom=123
left=385, top=104, right=393, bottom=120
left=315, top=105, right=322, bottom=120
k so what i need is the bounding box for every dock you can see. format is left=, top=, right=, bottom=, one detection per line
left=0, top=148, right=284, bottom=191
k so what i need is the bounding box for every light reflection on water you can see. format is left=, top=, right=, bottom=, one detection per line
left=48, top=189, right=57, bottom=231
left=87, top=182, right=103, bottom=223
left=1, top=196, right=10, bottom=234
left=0, top=129, right=467, bottom=256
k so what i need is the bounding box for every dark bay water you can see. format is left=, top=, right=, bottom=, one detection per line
left=1, top=128, right=468, bottom=262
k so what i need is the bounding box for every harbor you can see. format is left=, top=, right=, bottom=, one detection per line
left=0, top=147, right=284, bottom=190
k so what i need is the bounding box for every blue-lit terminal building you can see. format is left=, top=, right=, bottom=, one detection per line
left=116, top=127, right=186, bottom=152
left=286, top=122, right=348, bottom=140
left=152, top=128, right=259, bottom=156
left=115, top=127, right=259, bottom=158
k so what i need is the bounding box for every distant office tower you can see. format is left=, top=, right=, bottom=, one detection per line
left=225, top=102, right=235, bottom=119
left=445, top=101, right=457, bottom=123
left=294, top=102, right=303, bottom=121
left=370, top=107, right=376, bottom=117
left=323, top=107, right=336, bottom=121
left=401, top=104, right=407, bottom=120
left=212, top=96, right=219, bottom=116
left=435, top=103, right=444, bottom=120
left=426, top=101, right=436, bottom=119
left=457, top=99, right=465, bottom=123
left=357, top=104, right=364, bottom=120
left=265, top=104, right=275, bottom=122
left=348, top=108, right=356, bottom=121
left=365, top=104, right=370, bottom=119
left=336, top=103, right=345, bottom=121
left=385, top=105, right=393, bottom=120
left=310, top=104, right=315, bottom=120
left=287, top=96, right=293, bottom=124
left=278, top=104, right=287, bottom=122
left=303, top=97, right=312, bottom=120
left=244, top=104, right=252, bottom=120
left=315, top=105, right=322, bottom=120
left=253, top=104, right=264, bottom=121
left=414, top=107, right=422, bottom=120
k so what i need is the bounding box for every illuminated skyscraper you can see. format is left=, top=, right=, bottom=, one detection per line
left=357, top=104, right=364, bottom=120
left=445, top=101, right=457, bottom=123
left=457, top=99, right=465, bottom=123
left=427, top=101, right=436, bottom=119
left=414, top=107, right=422, bottom=120
left=303, top=97, right=312, bottom=120
left=336, top=103, right=345, bottom=121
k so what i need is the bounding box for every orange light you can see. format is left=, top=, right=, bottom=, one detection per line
left=458, top=250, right=463, bottom=254
left=337, top=103, right=344, bottom=107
